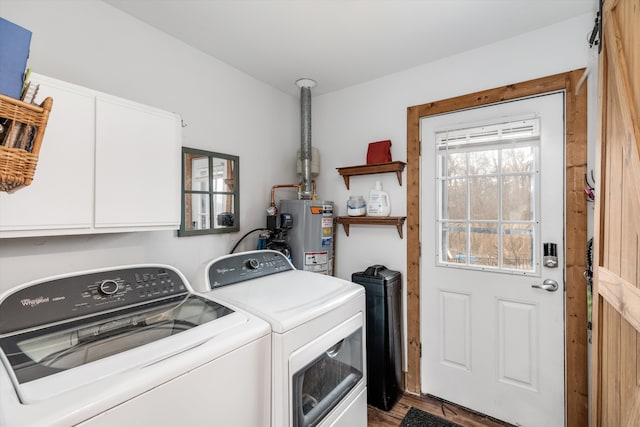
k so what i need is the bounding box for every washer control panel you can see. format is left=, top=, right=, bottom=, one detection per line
left=0, top=266, right=187, bottom=335
left=208, top=250, right=294, bottom=289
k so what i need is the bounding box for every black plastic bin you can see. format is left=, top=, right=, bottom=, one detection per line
left=352, top=265, right=402, bottom=411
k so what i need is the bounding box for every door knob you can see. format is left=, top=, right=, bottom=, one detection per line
left=532, top=279, right=559, bottom=292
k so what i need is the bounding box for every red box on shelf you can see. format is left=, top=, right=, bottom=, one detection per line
left=366, top=140, right=392, bottom=164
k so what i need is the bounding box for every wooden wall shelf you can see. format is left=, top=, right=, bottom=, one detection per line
left=335, top=216, right=406, bottom=238
left=336, top=161, right=406, bottom=189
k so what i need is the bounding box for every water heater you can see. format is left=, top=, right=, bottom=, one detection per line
left=280, top=199, right=333, bottom=275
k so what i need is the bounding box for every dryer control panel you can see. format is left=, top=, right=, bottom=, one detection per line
left=208, top=250, right=293, bottom=289
left=0, top=266, right=187, bottom=335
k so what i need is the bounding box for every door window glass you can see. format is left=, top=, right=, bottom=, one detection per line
left=436, top=118, right=540, bottom=274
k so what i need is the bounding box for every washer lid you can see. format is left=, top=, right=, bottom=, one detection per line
left=0, top=265, right=264, bottom=406
left=209, top=270, right=363, bottom=333
left=0, top=293, right=233, bottom=385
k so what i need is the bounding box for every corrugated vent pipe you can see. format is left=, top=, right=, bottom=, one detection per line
left=296, top=78, right=316, bottom=199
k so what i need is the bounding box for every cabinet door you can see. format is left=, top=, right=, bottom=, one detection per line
left=0, top=75, right=94, bottom=236
left=94, top=96, right=181, bottom=229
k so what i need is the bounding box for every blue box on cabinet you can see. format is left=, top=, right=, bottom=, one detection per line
left=0, top=17, right=32, bottom=99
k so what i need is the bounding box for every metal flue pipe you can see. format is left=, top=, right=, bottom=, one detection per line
left=296, top=78, right=316, bottom=199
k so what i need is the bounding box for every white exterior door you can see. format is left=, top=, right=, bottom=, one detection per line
left=420, top=93, right=565, bottom=426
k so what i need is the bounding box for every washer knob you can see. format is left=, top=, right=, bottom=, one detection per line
left=246, top=258, right=260, bottom=270
left=99, top=280, right=119, bottom=296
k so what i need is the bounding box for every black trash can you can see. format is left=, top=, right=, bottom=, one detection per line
left=352, top=265, right=402, bottom=411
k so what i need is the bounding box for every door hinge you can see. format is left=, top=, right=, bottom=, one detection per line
left=419, top=139, right=422, bottom=157
left=419, top=342, right=422, bottom=358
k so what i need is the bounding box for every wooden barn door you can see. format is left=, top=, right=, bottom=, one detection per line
left=592, top=0, right=640, bottom=425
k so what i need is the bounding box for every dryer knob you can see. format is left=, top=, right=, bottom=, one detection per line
left=246, top=258, right=260, bottom=270
left=99, top=280, right=119, bottom=296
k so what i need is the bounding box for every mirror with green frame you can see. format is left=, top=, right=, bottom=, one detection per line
left=179, top=147, right=239, bottom=236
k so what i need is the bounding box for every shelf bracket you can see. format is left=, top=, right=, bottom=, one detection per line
left=342, top=176, right=350, bottom=190
left=395, top=171, right=403, bottom=186
left=341, top=223, right=350, bottom=236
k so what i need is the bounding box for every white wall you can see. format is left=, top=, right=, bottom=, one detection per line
left=313, top=13, right=596, bottom=367
left=0, top=0, right=299, bottom=291
left=316, top=12, right=595, bottom=280
left=0, top=2, right=596, bottom=362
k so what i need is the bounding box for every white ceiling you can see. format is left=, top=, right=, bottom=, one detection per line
left=104, top=0, right=596, bottom=96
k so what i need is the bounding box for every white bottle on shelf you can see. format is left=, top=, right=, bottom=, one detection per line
left=366, top=181, right=390, bottom=216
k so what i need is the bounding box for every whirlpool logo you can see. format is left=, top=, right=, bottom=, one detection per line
left=20, top=296, right=50, bottom=308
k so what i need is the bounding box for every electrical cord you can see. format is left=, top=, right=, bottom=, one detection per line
left=230, top=228, right=269, bottom=254
left=585, top=238, right=593, bottom=333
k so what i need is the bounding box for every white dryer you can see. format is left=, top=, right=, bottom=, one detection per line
left=193, top=250, right=367, bottom=427
left=0, top=264, right=271, bottom=427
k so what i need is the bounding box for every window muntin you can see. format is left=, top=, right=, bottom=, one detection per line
left=436, top=118, right=540, bottom=274
left=180, top=148, right=239, bottom=236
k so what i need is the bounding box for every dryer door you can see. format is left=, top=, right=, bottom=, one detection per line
left=290, top=313, right=364, bottom=427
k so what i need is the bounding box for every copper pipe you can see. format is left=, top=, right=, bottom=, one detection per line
left=270, top=184, right=301, bottom=207
left=270, top=180, right=317, bottom=206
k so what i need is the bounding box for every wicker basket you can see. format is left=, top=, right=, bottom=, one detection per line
left=0, top=93, right=53, bottom=192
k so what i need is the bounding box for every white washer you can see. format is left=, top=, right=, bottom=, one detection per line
left=0, top=264, right=271, bottom=427
left=193, top=250, right=367, bottom=427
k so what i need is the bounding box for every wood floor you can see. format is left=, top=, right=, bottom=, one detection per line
left=367, top=393, right=514, bottom=427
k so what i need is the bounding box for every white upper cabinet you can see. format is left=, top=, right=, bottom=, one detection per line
left=0, top=75, right=94, bottom=234
left=94, top=95, right=181, bottom=229
left=0, top=74, right=182, bottom=238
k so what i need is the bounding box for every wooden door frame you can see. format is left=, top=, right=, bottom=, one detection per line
left=405, top=70, right=589, bottom=426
